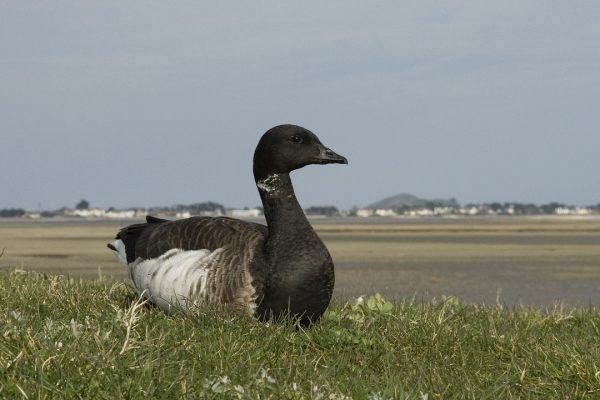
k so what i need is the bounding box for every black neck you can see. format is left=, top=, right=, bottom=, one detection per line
left=253, top=170, right=334, bottom=325
left=255, top=173, right=313, bottom=238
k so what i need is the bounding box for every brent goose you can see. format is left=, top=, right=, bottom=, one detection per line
left=107, top=124, right=347, bottom=325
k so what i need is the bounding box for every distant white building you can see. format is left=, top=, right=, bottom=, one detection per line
left=375, top=209, right=397, bottom=217
left=69, top=208, right=106, bottom=218
left=433, top=207, right=453, bottom=216
left=64, top=208, right=143, bottom=219
left=199, top=210, right=223, bottom=217
left=458, top=206, right=480, bottom=216
left=356, top=209, right=374, bottom=217
left=105, top=210, right=136, bottom=219
left=555, top=207, right=592, bottom=216
left=228, top=208, right=262, bottom=218
left=407, top=208, right=434, bottom=217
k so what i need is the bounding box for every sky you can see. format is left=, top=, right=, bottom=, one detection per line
left=1, top=1, right=599, bottom=211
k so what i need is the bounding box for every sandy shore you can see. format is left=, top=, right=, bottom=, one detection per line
left=1, top=216, right=599, bottom=307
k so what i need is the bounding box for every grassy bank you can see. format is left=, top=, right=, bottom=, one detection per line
left=1, top=270, right=599, bottom=399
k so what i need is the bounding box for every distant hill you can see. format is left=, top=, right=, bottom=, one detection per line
left=367, top=193, right=458, bottom=209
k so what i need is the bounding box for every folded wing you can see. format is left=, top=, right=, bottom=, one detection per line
left=109, top=216, right=268, bottom=313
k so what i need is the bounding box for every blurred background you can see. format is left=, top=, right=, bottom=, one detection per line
left=1, top=1, right=599, bottom=212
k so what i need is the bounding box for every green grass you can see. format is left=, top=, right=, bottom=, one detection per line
left=1, top=270, right=600, bottom=399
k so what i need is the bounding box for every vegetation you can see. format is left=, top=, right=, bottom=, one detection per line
left=75, top=200, right=90, bottom=210
left=305, top=206, right=339, bottom=217
left=0, top=209, right=26, bottom=218
left=1, top=270, right=599, bottom=399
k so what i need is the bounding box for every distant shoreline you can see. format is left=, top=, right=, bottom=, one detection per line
left=1, top=214, right=600, bottom=227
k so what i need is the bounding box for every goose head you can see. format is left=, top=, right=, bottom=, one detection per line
left=253, top=124, right=347, bottom=180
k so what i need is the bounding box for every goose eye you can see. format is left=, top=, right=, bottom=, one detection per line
left=291, top=135, right=303, bottom=143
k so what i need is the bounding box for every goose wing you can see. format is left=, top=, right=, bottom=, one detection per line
left=133, top=216, right=267, bottom=260
left=110, top=216, right=268, bottom=313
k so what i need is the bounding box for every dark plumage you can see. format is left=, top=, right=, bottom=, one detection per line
left=108, top=124, right=347, bottom=325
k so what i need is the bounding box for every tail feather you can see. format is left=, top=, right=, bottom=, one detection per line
left=109, top=215, right=169, bottom=263
left=145, top=215, right=168, bottom=224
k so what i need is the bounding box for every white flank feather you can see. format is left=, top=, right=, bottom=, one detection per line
left=109, top=239, right=128, bottom=267
left=109, top=242, right=218, bottom=312
left=129, top=248, right=216, bottom=312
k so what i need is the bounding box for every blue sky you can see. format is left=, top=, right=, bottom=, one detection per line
left=1, top=1, right=599, bottom=210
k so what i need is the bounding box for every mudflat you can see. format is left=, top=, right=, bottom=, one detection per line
left=1, top=216, right=599, bottom=307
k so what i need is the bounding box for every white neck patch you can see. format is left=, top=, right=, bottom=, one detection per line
left=256, top=174, right=283, bottom=196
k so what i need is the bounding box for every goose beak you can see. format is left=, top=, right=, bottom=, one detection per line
left=315, top=145, right=348, bottom=165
